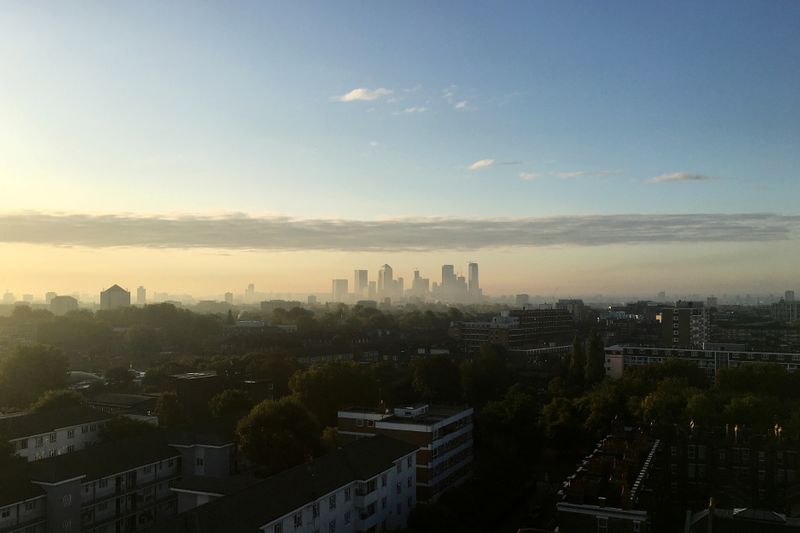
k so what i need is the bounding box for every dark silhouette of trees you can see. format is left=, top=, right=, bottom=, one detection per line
left=155, top=392, right=184, bottom=427
left=0, top=345, right=69, bottom=407
left=289, top=362, right=379, bottom=426
left=99, top=416, right=157, bottom=443
left=29, top=389, right=86, bottom=412
left=209, top=389, right=253, bottom=418
left=236, top=397, right=322, bottom=474
left=567, top=336, right=585, bottom=389
left=584, top=329, right=605, bottom=385
left=461, top=344, right=510, bottom=408
left=411, top=356, right=462, bottom=404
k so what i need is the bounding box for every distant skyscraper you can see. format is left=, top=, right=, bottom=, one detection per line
left=224, top=292, right=234, bottom=305
left=786, top=290, right=795, bottom=302
left=441, top=265, right=456, bottom=286
left=307, top=295, right=317, bottom=305
left=467, top=262, right=481, bottom=301
left=706, top=296, right=719, bottom=309
left=354, top=270, right=369, bottom=297
left=515, top=294, right=530, bottom=307
left=45, top=292, right=57, bottom=305
left=137, top=286, right=146, bottom=306
left=22, top=294, right=34, bottom=303
left=100, top=284, right=131, bottom=310
left=332, top=279, right=349, bottom=303
left=368, top=281, right=377, bottom=299
left=378, top=265, right=394, bottom=295
left=658, top=291, right=666, bottom=301
left=245, top=283, right=255, bottom=302
left=1, top=292, right=13, bottom=305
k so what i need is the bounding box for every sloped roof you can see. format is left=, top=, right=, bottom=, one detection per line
left=0, top=407, right=111, bottom=440
left=148, top=435, right=417, bottom=533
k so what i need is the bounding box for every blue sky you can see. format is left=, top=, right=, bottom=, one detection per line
left=1, top=1, right=798, bottom=296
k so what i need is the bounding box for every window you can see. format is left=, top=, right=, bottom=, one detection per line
left=396, top=503, right=402, bottom=515
left=273, top=524, right=282, bottom=533
left=18, top=439, right=28, bottom=450
left=25, top=501, right=37, bottom=511
left=328, top=494, right=336, bottom=511
left=49, top=450, right=57, bottom=457
left=81, top=425, right=88, bottom=434
left=294, top=513, right=302, bottom=529
left=312, top=502, right=320, bottom=519
left=168, top=459, right=174, bottom=467
left=89, top=424, right=97, bottom=431
left=408, top=496, right=413, bottom=508
left=98, top=502, right=108, bottom=511
left=67, top=429, right=75, bottom=439
left=1, top=510, right=10, bottom=518
left=356, top=419, right=364, bottom=427
left=381, top=496, right=387, bottom=510
left=407, top=477, right=412, bottom=488
left=407, top=456, right=412, bottom=468
left=50, top=433, right=57, bottom=443
left=62, top=494, right=72, bottom=507
left=597, top=517, right=608, bottom=533
left=99, top=479, right=108, bottom=489
left=381, top=473, right=387, bottom=487
left=396, top=482, right=401, bottom=495
left=62, top=519, right=72, bottom=532
left=35, top=437, right=44, bottom=448
left=196, top=458, right=204, bottom=467
left=344, top=511, right=351, bottom=525
left=396, top=462, right=402, bottom=473
left=633, top=521, right=641, bottom=533
left=144, top=466, right=152, bottom=474
left=328, top=520, right=336, bottom=533
left=67, top=445, right=74, bottom=453
left=366, top=420, right=375, bottom=428
left=344, top=487, right=351, bottom=502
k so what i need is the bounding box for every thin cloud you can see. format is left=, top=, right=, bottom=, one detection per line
left=333, top=87, right=393, bottom=102
left=519, top=172, right=540, bottom=181
left=468, top=159, right=495, bottom=170
left=649, top=172, right=715, bottom=184
left=1, top=212, right=798, bottom=252
left=552, top=171, right=587, bottom=178
left=402, top=106, right=428, bottom=113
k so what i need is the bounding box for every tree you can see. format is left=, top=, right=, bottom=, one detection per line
left=99, top=416, right=157, bottom=443
left=584, top=329, right=605, bottom=385
left=0, top=345, right=69, bottom=407
left=105, top=366, right=134, bottom=388
left=461, top=344, right=510, bottom=408
left=236, top=397, right=322, bottom=473
left=209, top=389, right=253, bottom=418
left=541, top=397, right=583, bottom=447
left=567, top=336, right=585, bottom=389
left=29, top=389, right=86, bottom=412
left=155, top=392, right=184, bottom=427
left=245, top=353, right=300, bottom=398
left=289, top=362, right=379, bottom=426
left=411, top=356, right=462, bottom=404
left=640, top=378, right=695, bottom=427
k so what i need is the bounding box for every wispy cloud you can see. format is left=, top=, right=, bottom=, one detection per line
left=519, top=172, right=540, bottom=181
left=468, top=159, right=495, bottom=170
left=649, top=172, right=715, bottom=184
left=402, top=106, right=428, bottom=113
left=333, top=87, right=393, bottom=102
left=1, top=213, right=798, bottom=252
left=443, top=86, right=477, bottom=111
left=552, top=171, right=587, bottom=178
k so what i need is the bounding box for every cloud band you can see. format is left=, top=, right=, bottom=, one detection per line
left=1, top=212, right=798, bottom=252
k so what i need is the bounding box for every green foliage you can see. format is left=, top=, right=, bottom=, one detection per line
left=155, top=392, right=184, bottom=427
left=209, top=389, right=254, bottom=418
left=29, top=389, right=86, bottom=412
left=541, top=397, right=583, bottom=447
left=461, top=344, right=510, bottom=408
left=580, top=379, right=626, bottom=435
left=568, top=336, right=585, bottom=388
left=640, top=378, right=697, bottom=428
left=0, top=344, right=69, bottom=407
left=236, top=397, right=322, bottom=473
left=99, top=416, right=157, bottom=443
left=584, top=329, right=605, bottom=385
left=289, top=362, right=379, bottom=426
left=243, top=353, right=300, bottom=398
left=105, top=366, right=134, bottom=388
left=411, top=356, right=462, bottom=404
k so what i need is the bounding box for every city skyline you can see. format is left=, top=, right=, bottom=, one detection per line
left=1, top=1, right=799, bottom=298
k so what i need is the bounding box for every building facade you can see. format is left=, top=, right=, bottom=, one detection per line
left=100, top=285, right=131, bottom=311
left=338, top=404, right=473, bottom=501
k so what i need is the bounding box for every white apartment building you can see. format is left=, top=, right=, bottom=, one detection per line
left=0, top=407, right=112, bottom=462
left=156, top=435, right=419, bottom=533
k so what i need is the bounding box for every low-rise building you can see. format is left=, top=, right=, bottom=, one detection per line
left=28, top=435, right=181, bottom=533
left=604, top=344, right=800, bottom=381
left=0, top=407, right=112, bottom=462
left=153, top=435, right=418, bottom=533
left=0, top=466, right=47, bottom=533
left=338, top=404, right=473, bottom=501
left=454, top=308, right=573, bottom=353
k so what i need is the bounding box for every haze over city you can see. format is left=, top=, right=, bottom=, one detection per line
left=2, top=1, right=799, bottom=298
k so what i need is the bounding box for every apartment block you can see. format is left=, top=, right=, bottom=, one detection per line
left=338, top=404, right=473, bottom=501
left=657, top=302, right=709, bottom=349
left=28, top=435, right=181, bottom=533
left=454, top=308, right=573, bottom=353
left=153, top=435, right=418, bottom=533
left=0, top=407, right=112, bottom=462
left=604, top=345, right=800, bottom=381
left=0, top=467, right=47, bottom=533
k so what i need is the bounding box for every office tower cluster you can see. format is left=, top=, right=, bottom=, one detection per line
left=330, top=263, right=483, bottom=304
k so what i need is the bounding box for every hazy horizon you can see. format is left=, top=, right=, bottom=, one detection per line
left=2, top=1, right=798, bottom=298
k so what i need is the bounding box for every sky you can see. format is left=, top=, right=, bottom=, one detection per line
left=0, top=1, right=798, bottom=299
